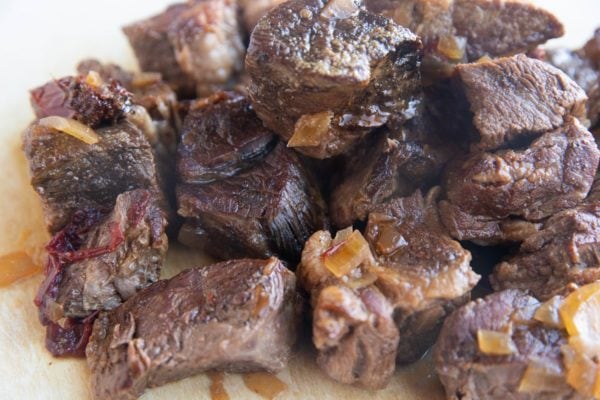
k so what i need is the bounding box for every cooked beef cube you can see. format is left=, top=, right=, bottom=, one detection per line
left=454, top=55, right=587, bottom=151
left=87, top=257, right=297, bottom=400
left=246, top=0, right=422, bottom=159
left=297, top=229, right=399, bottom=389
left=366, top=0, right=563, bottom=80
left=491, top=204, right=600, bottom=301
left=330, top=107, right=458, bottom=228
left=238, top=0, right=285, bottom=33
left=544, top=48, right=599, bottom=94
left=177, top=142, right=328, bottom=261
left=177, top=92, right=276, bottom=183
left=30, top=75, right=132, bottom=128
left=434, top=290, right=579, bottom=400
left=365, top=189, right=479, bottom=362
left=122, top=3, right=194, bottom=97
left=583, top=27, right=600, bottom=69
left=440, top=117, right=599, bottom=245
left=23, top=120, right=161, bottom=233
left=167, top=0, right=244, bottom=97
left=76, top=59, right=135, bottom=87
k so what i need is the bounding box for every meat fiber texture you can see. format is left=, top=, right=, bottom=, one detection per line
left=87, top=258, right=297, bottom=400
left=246, top=0, right=422, bottom=159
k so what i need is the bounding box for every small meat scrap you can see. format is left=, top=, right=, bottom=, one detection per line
left=35, top=189, right=168, bottom=357
left=123, top=0, right=244, bottom=97
left=246, top=0, right=422, bottom=159
left=87, top=258, right=297, bottom=400
left=366, top=0, right=563, bottom=79
left=440, top=117, right=599, bottom=245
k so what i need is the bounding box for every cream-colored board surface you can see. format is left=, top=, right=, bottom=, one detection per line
left=0, top=1, right=596, bottom=399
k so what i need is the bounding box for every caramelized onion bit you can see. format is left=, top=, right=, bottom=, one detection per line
left=437, top=35, right=467, bottom=61
left=562, top=344, right=598, bottom=397
left=322, top=230, right=371, bottom=278
left=85, top=70, right=103, bottom=88
left=518, top=360, right=566, bottom=393
left=242, top=372, right=288, bottom=400
left=477, top=329, right=517, bottom=355
left=559, top=281, right=600, bottom=337
left=132, top=72, right=162, bottom=88
left=39, top=116, right=100, bottom=144
left=534, top=295, right=565, bottom=329
left=288, top=111, right=333, bottom=148
left=0, top=251, right=42, bottom=287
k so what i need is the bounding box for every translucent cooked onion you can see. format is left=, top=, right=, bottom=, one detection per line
left=477, top=329, right=517, bottom=356
left=39, top=116, right=100, bottom=144
left=132, top=72, right=162, bottom=88
left=84, top=70, right=103, bottom=88
left=322, top=230, right=371, bottom=278
left=559, top=281, right=600, bottom=337
left=0, top=251, right=42, bottom=287
left=437, top=35, right=467, bottom=61
left=534, top=295, right=565, bottom=329
left=562, top=344, right=598, bottom=397
left=518, top=360, right=566, bottom=393
left=288, top=111, right=333, bottom=148
left=320, top=0, right=360, bottom=20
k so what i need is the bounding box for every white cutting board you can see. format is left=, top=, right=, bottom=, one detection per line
left=0, top=1, right=597, bottom=399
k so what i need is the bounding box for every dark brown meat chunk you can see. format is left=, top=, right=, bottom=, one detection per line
left=454, top=55, right=587, bottom=151
left=246, top=0, right=422, bottom=159
left=365, top=189, right=479, bottom=362
left=87, top=258, right=297, bottom=400
left=238, top=0, right=285, bottom=33
left=23, top=120, right=161, bottom=233
left=177, top=92, right=276, bottom=183
left=434, top=290, right=580, bottom=400
left=583, top=27, right=600, bottom=69
left=440, top=118, right=599, bottom=245
left=177, top=142, right=328, bottom=261
left=30, top=75, right=132, bottom=128
left=366, top=0, right=563, bottom=80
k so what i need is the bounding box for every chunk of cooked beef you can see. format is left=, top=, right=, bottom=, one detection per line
left=34, top=190, right=168, bottom=357
left=30, top=74, right=133, bottom=128
left=583, top=27, right=600, bottom=69
left=76, top=59, right=135, bottom=87
left=87, top=257, right=297, bottom=400
left=177, top=142, right=328, bottom=261
left=238, top=0, right=285, bottom=33
left=434, top=290, right=580, bottom=400
left=543, top=48, right=599, bottom=94
left=491, top=204, right=600, bottom=301
left=366, top=0, right=563, bottom=80
left=246, top=0, right=422, bottom=159
left=454, top=55, right=587, bottom=151
left=23, top=120, right=162, bottom=233
left=365, top=189, right=479, bottom=362
left=440, top=117, right=599, bottom=245
left=167, top=0, right=244, bottom=96
left=177, top=92, right=276, bottom=183
left=297, top=229, right=399, bottom=389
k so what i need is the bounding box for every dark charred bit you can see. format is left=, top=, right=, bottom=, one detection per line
left=246, top=0, right=422, bottom=159
left=366, top=0, right=564, bottom=81
left=30, top=75, right=133, bottom=128
left=439, top=117, right=600, bottom=246
left=434, top=290, right=578, bottom=400
left=35, top=190, right=168, bottom=358
left=87, top=258, right=297, bottom=400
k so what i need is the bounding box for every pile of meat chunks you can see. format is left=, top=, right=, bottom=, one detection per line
left=21, top=0, right=600, bottom=398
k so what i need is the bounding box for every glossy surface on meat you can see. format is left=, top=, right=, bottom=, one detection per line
left=435, top=290, right=581, bottom=400
left=440, top=118, right=599, bottom=245
left=177, top=142, right=328, bottom=261
left=177, top=92, right=276, bottom=183
left=87, top=258, right=297, bottom=400
left=23, top=120, right=161, bottom=233
left=246, top=0, right=422, bottom=159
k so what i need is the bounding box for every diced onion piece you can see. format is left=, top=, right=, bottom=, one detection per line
left=85, top=70, right=103, bottom=88
left=559, top=281, right=600, bottom=337
left=288, top=111, right=333, bottom=148
left=0, top=251, right=42, bottom=287
left=322, top=230, right=371, bottom=278
left=562, top=344, right=597, bottom=397
left=477, top=329, right=517, bottom=356
left=39, top=116, right=100, bottom=144
left=518, top=360, right=566, bottom=393
left=132, top=72, right=162, bottom=88
left=437, top=35, right=467, bottom=61
left=477, top=55, right=493, bottom=63
left=321, top=0, right=360, bottom=19
left=534, top=295, right=565, bottom=329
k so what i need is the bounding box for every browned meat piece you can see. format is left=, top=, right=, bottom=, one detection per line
left=30, top=75, right=132, bottom=128
left=454, top=55, right=587, bottom=151
left=544, top=48, right=599, bottom=94
left=35, top=190, right=168, bottom=357
left=177, top=142, right=328, bottom=261
left=87, top=258, right=297, bottom=400
left=246, top=0, right=422, bottom=159
left=365, top=189, right=479, bottom=362
left=297, top=229, right=399, bottom=389
left=440, top=118, right=599, bottom=245
left=76, top=59, right=135, bottom=87
left=238, top=0, right=285, bottom=33
left=366, top=0, right=563, bottom=80
left=177, top=92, right=276, bottom=183
left=23, top=120, right=161, bottom=233
left=583, top=27, right=600, bottom=69
left=434, top=290, right=580, bottom=400
left=167, top=0, right=244, bottom=96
